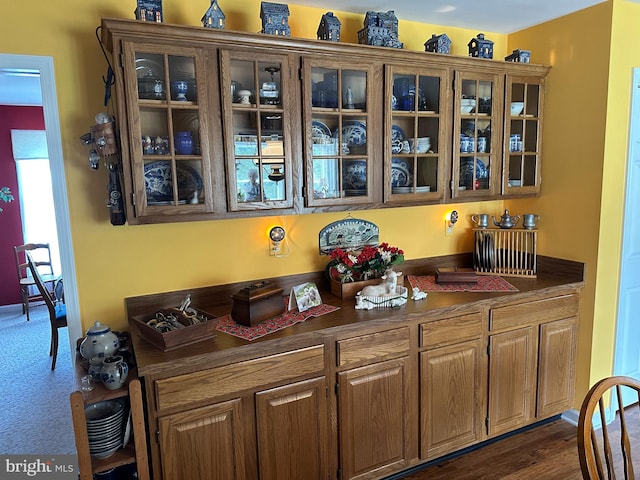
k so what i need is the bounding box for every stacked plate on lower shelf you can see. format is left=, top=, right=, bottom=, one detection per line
left=474, top=231, right=495, bottom=271
left=85, top=399, right=131, bottom=459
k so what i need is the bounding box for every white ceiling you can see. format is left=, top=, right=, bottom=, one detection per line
left=0, top=0, right=607, bottom=107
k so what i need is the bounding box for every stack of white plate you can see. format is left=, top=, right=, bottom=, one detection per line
left=85, top=400, right=127, bottom=459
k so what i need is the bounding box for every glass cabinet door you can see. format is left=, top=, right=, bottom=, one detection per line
left=385, top=66, right=449, bottom=203
left=504, top=75, right=544, bottom=194
left=452, top=71, right=503, bottom=199
left=122, top=43, right=213, bottom=216
left=302, top=59, right=376, bottom=207
left=220, top=51, right=293, bottom=211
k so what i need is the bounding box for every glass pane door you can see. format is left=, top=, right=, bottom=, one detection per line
left=221, top=51, right=293, bottom=211
left=386, top=67, right=448, bottom=203
left=303, top=59, right=375, bottom=206
left=452, top=71, right=502, bottom=198
left=505, top=77, right=543, bottom=194
left=124, top=43, right=213, bottom=216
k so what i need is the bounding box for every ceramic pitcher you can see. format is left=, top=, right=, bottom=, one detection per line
left=100, top=355, right=129, bottom=390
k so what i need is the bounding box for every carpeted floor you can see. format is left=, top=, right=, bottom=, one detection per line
left=0, top=304, right=76, bottom=454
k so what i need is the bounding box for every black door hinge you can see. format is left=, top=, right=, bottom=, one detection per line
left=335, top=383, right=339, bottom=395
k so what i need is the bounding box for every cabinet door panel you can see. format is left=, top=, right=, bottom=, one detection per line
left=385, top=65, right=449, bottom=204
left=121, top=42, right=217, bottom=220
left=420, top=339, right=484, bottom=459
left=338, top=358, right=409, bottom=480
left=220, top=50, right=295, bottom=212
left=302, top=57, right=381, bottom=207
left=537, top=318, right=577, bottom=418
left=503, top=75, right=545, bottom=194
left=488, top=327, right=536, bottom=436
left=256, top=377, right=328, bottom=480
left=452, top=70, right=503, bottom=199
left=158, top=398, right=246, bottom=480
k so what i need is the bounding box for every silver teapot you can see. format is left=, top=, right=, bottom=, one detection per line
left=493, top=209, right=520, bottom=229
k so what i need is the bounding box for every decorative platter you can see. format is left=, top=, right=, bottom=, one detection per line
left=334, top=120, right=367, bottom=146
left=312, top=119, right=332, bottom=139
left=391, top=158, right=413, bottom=187
left=460, top=157, right=488, bottom=183
left=144, top=161, right=203, bottom=203
left=342, top=159, right=367, bottom=190
left=391, top=125, right=405, bottom=143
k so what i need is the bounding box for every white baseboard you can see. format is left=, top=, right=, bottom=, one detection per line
left=561, top=408, right=607, bottom=429
left=561, top=409, right=580, bottom=426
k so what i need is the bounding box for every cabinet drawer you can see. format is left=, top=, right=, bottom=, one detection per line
left=420, top=312, right=483, bottom=349
left=490, top=294, right=579, bottom=331
left=337, top=327, right=410, bottom=367
left=155, top=345, right=324, bottom=412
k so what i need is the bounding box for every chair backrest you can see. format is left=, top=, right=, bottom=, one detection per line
left=25, top=251, right=56, bottom=318
left=578, top=375, right=640, bottom=480
left=14, top=243, right=54, bottom=281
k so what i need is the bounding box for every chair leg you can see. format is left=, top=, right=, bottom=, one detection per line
left=51, top=328, right=58, bottom=370
left=20, top=287, right=30, bottom=321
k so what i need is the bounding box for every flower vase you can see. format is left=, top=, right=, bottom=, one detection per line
left=330, top=273, right=404, bottom=300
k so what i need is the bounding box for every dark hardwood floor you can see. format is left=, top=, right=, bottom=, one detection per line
left=393, top=405, right=640, bottom=480
left=393, top=419, right=581, bottom=480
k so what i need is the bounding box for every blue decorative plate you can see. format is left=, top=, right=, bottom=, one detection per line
left=460, top=157, right=488, bottom=183
left=342, top=159, right=367, bottom=190
left=391, top=158, right=413, bottom=187
left=144, top=161, right=203, bottom=202
left=312, top=120, right=331, bottom=139
left=333, top=120, right=367, bottom=146
left=391, top=125, right=405, bottom=143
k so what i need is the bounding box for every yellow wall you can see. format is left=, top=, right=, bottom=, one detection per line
left=0, top=2, right=506, bottom=333
left=507, top=3, right=613, bottom=402
left=4, top=0, right=633, bottom=408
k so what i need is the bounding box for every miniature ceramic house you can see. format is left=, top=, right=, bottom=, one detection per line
left=424, top=33, right=451, bottom=54
left=135, top=0, right=163, bottom=23
left=317, top=12, right=341, bottom=42
left=260, top=2, right=291, bottom=36
left=505, top=49, right=531, bottom=63
left=357, top=11, right=403, bottom=49
left=468, top=33, right=494, bottom=59
left=202, top=0, right=225, bottom=29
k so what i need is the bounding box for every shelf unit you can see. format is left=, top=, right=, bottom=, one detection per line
left=70, top=357, right=150, bottom=479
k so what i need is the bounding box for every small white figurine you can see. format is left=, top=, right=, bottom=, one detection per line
left=411, top=287, right=427, bottom=301
left=360, top=269, right=402, bottom=298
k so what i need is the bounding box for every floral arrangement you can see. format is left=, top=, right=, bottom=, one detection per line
left=327, top=243, right=404, bottom=283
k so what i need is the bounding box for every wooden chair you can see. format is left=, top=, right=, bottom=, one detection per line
left=13, top=243, right=58, bottom=321
left=25, top=251, right=67, bottom=370
left=577, top=375, right=640, bottom=479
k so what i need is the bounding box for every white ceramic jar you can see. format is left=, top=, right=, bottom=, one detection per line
left=79, top=321, right=120, bottom=360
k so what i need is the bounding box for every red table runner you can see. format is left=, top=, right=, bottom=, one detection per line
left=216, top=303, right=340, bottom=341
left=408, top=274, right=518, bottom=293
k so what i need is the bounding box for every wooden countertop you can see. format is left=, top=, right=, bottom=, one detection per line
left=126, top=254, right=584, bottom=378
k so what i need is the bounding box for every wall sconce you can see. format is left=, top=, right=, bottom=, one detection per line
left=269, top=225, right=288, bottom=256
left=446, top=210, right=459, bottom=235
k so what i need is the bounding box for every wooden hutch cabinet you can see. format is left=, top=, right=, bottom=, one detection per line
left=101, top=18, right=550, bottom=224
